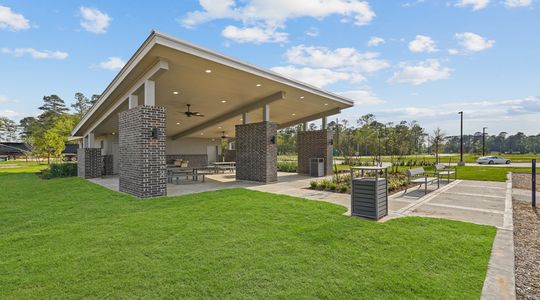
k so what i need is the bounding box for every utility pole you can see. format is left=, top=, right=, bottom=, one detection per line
left=482, top=127, right=488, bottom=156
left=458, top=112, right=465, bottom=166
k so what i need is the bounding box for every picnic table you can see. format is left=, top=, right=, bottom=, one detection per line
left=211, top=161, right=236, bottom=173
left=167, top=166, right=213, bottom=184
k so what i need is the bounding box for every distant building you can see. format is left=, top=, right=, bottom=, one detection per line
left=0, top=142, right=78, bottom=160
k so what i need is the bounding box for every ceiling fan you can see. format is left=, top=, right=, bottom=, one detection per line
left=182, top=104, right=204, bottom=117
left=221, top=131, right=227, bottom=139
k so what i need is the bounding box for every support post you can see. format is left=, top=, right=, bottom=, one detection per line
left=129, top=95, right=138, bottom=109
left=87, top=133, right=95, bottom=148
left=118, top=106, right=167, bottom=198
left=242, top=112, right=249, bottom=125
left=303, top=122, right=308, bottom=131
left=263, top=104, right=270, bottom=122
left=322, top=117, right=327, bottom=130
left=144, top=80, right=155, bottom=106
left=235, top=122, right=277, bottom=183
left=458, top=111, right=465, bottom=166
left=533, top=159, right=537, bottom=207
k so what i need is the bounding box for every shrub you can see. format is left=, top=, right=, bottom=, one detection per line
left=310, top=181, right=318, bottom=188
left=277, top=161, right=297, bottom=172
left=41, top=163, right=78, bottom=179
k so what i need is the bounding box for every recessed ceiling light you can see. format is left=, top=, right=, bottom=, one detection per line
left=173, top=91, right=179, bottom=95
left=239, top=118, right=243, bottom=121
left=292, top=113, right=296, bottom=116
left=256, top=83, right=261, bottom=87
left=300, top=96, right=304, bottom=99
left=212, top=138, right=216, bottom=141
left=221, top=100, right=227, bottom=103
left=205, top=69, right=212, bottom=73
left=324, top=103, right=329, bottom=106
left=218, top=126, right=222, bottom=129
left=176, top=122, right=180, bottom=125
left=111, top=132, right=116, bottom=135
left=200, top=132, right=204, bottom=135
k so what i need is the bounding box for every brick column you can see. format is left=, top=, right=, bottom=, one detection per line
left=235, top=121, right=277, bottom=183
left=102, top=155, right=114, bottom=175
left=297, top=129, right=333, bottom=175
left=118, top=106, right=167, bottom=198
left=77, top=148, right=103, bottom=179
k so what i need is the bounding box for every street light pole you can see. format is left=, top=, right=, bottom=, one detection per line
left=482, top=127, right=488, bottom=156
left=458, top=112, right=465, bottom=166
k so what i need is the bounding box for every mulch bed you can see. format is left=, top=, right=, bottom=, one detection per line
left=513, top=199, right=540, bottom=299
left=513, top=173, right=540, bottom=191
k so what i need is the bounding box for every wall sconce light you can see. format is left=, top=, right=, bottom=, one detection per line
left=329, top=139, right=334, bottom=145
left=151, top=128, right=159, bottom=139
left=270, top=135, right=276, bottom=144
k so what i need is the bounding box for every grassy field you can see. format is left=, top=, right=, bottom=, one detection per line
left=0, top=167, right=496, bottom=298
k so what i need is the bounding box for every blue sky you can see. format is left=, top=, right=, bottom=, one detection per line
left=0, top=0, right=538, bottom=135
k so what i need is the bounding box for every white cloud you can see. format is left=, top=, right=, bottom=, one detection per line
left=0, top=109, right=20, bottom=119
left=504, top=0, right=532, bottom=7
left=285, top=45, right=389, bottom=73
left=1, top=47, right=68, bottom=59
left=455, top=0, right=490, bottom=10
left=80, top=7, right=111, bottom=34
left=222, top=25, right=288, bottom=43
left=98, top=57, right=126, bottom=71
left=455, top=32, right=494, bottom=52
left=0, top=5, right=30, bottom=31
left=388, top=59, right=451, bottom=85
left=0, top=95, right=15, bottom=103
left=367, top=36, right=385, bottom=47
left=183, top=0, right=375, bottom=27
left=408, top=35, right=438, bottom=53
left=305, top=27, right=319, bottom=37
left=271, top=66, right=365, bottom=88
left=338, top=90, right=385, bottom=105
left=182, top=0, right=375, bottom=43
left=448, top=48, right=460, bottom=55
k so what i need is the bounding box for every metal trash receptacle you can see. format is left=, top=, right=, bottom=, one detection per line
left=350, top=166, right=388, bottom=220
left=310, top=158, right=325, bottom=177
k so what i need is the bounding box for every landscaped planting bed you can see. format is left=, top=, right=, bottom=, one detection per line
left=0, top=167, right=496, bottom=298
left=309, top=172, right=411, bottom=194
left=513, top=199, right=540, bottom=299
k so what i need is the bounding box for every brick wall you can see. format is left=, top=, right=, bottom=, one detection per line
left=77, top=148, right=102, bottom=179
left=102, top=155, right=114, bottom=175
left=166, top=154, right=208, bottom=167
left=235, top=121, right=277, bottom=183
left=118, top=106, right=167, bottom=198
left=224, top=149, right=236, bottom=162
left=297, top=129, right=333, bottom=175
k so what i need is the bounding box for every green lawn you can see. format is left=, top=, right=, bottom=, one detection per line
left=452, top=166, right=532, bottom=182
left=278, top=153, right=539, bottom=163
left=0, top=168, right=496, bottom=298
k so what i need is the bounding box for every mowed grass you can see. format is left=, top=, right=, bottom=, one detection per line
left=454, top=166, right=532, bottom=182
left=0, top=169, right=496, bottom=298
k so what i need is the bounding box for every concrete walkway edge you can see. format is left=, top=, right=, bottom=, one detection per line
left=481, top=173, right=516, bottom=300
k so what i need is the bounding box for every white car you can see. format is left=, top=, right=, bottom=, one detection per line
left=476, top=156, right=511, bottom=165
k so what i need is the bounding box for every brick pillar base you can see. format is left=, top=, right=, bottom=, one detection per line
left=102, top=155, right=114, bottom=175
left=77, top=148, right=103, bottom=179
left=235, top=121, right=277, bottom=183
left=297, top=130, right=333, bottom=175
left=118, top=106, right=167, bottom=198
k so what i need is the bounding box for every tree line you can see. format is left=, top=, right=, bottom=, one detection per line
left=277, top=114, right=540, bottom=161
left=0, top=93, right=98, bottom=163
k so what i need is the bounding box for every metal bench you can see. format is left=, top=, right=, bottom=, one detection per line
left=434, top=163, right=457, bottom=182
left=405, top=167, right=439, bottom=194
